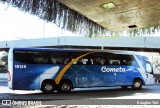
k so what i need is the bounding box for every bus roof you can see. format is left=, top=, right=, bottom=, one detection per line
left=11, top=47, right=141, bottom=55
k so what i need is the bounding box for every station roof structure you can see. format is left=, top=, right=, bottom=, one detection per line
left=60, top=0, right=160, bottom=32
left=1, top=0, right=160, bottom=36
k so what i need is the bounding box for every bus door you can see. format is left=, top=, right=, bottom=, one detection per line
left=135, top=55, right=155, bottom=84
left=143, top=61, right=155, bottom=84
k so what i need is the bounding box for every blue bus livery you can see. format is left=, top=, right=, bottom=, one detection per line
left=8, top=48, right=155, bottom=93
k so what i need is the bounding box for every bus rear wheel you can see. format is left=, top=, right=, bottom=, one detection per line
left=58, top=81, right=72, bottom=92
left=132, top=79, right=142, bottom=90
left=41, top=81, right=55, bottom=93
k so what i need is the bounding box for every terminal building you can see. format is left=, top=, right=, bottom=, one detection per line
left=0, top=36, right=160, bottom=52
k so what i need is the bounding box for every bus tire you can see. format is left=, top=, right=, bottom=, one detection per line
left=58, top=80, right=72, bottom=92
left=121, top=86, right=128, bottom=89
left=41, top=81, right=55, bottom=93
left=132, top=79, right=142, bottom=90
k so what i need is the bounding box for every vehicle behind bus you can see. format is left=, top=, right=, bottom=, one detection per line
left=8, top=48, right=155, bottom=93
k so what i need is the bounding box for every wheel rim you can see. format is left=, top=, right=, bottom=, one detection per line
left=45, top=84, right=53, bottom=91
left=134, top=81, right=141, bottom=88
left=62, top=83, right=70, bottom=91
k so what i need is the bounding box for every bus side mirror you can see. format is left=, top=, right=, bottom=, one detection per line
left=146, top=61, right=153, bottom=74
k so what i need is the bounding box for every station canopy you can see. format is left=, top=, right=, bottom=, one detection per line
left=1, top=0, right=160, bottom=37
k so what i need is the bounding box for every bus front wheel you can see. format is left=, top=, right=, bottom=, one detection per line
left=58, top=80, right=72, bottom=92
left=41, top=81, right=55, bottom=93
left=132, top=79, right=142, bottom=90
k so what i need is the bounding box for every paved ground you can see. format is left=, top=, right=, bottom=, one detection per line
left=0, top=74, right=160, bottom=107
left=0, top=80, right=160, bottom=105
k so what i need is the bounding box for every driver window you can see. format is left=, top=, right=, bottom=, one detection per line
left=146, top=62, right=152, bottom=73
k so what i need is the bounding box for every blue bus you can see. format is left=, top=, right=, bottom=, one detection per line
left=8, top=48, right=155, bottom=93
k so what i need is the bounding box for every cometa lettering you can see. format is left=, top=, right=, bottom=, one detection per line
left=101, top=66, right=125, bottom=72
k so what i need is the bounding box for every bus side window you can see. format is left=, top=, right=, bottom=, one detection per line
left=77, top=59, right=83, bottom=64
left=110, top=60, right=120, bottom=65
left=51, top=57, right=57, bottom=64
left=77, top=59, right=88, bottom=65
left=94, top=58, right=101, bottom=65
left=87, top=59, right=93, bottom=65
left=104, top=59, right=110, bottom=65
left=56, top=58, right=63, bottom=64
left=100, top=59, right=105, bottom=65
left=122, top=60, right=128, bottom=65
left=90, top=59, right=94, bottom=65
left=82, top=59, right=88, bottom=64
left=127, top=60, right=132, bottom=66
left=33, top=56, right=49, bottom=64
left=64, top=58, right=70, bottom=64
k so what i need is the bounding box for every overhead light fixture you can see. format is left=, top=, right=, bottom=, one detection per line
left=128, top=25, right=137, bottom=28
left=102, top=2, right=116, bottom=10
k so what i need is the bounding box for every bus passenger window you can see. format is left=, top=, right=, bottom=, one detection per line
left=87, top=59, right=93, bottom=65
left=33, top=56, right=49, bottom=64
left=94, top=58, right=101, bottom=65
left=58, top=58, right=63, bottom=64
left=83, top=59, right=88, bottom=64
left=51, top=57, right=57, bottom=64
left=77, top=59, right=83, bottom=64
left=77, top=59, right=89, bottom=65
left=122, top=60, right=128, bottom=65
left=110, top=60, right=120, bottom=65
left=127, top=60, right=132, bottom=66
left=100, top=59, right=105, bottom=65
left=50, top=55, right=62, bottom=64
left=64, top=58, right=70, bottom=64
left=90, top=59, right=94, bottom=65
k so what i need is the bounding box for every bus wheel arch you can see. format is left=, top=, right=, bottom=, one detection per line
left=57, top=79, right=73, bottom=92
left=132, top=78, right=143, bottom=90
left=41, top=79, right=56, bottom=93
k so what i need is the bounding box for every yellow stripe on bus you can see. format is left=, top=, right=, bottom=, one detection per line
left=55, top=52, right=94, bottom=85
